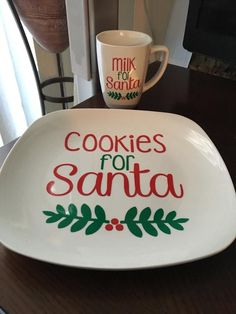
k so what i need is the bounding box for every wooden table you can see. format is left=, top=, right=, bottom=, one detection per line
left=1, top=64, right=236, bottom=314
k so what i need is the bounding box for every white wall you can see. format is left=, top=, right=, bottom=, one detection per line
left=119, top=0, right=191, bottom=67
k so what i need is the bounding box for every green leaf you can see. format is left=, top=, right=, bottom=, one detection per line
left=56, top=204, right=66, bottom=215
left=68, top=203, right=77, bottom=217
left=85, top=220, right=104, bottom=235
left=157, top=221, right=171, bottom=234
left=94, top=205, right=106, bottom=222
left=126, top=221, right=143, bottom=238
left=81, top=204, right=92, bottom=220
left=139, top=207, right=151, bottom=221
left=153, top=208, right=164, bottom=222
left=43, top=211, right=55, bottom=217
left=46, top=214, right=62, bottom=224
left=139, top=207, right=157, bottom=237
left=71, top=218, right=88, bottom=232
left=166, top=211, right=177, bottom=222
left=168, top=218, right=189, bottom=231
left=175, top=218, right=189, bottom=224
left=58, top=216, right=74, bottom=228
left=124, top=207, right=138, bottom=222
left=142, top=221, right=158, bottom=237
left=168, top=221, right=184, bottom=231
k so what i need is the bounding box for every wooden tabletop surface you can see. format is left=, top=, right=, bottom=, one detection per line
left=1, top=64, right=236, bottom=314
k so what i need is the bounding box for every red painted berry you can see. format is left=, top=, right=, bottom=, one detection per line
left=105, top=224, right=113, bottom=231
left=111, top=218, right=119, bottom=225
left=116, top=224, right=124, bottom=231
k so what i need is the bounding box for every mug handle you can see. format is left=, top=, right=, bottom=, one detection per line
left=143, top=45, right=169, bottom=93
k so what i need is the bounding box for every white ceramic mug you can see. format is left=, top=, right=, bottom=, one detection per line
left=96, top=30, right=169, bottom=109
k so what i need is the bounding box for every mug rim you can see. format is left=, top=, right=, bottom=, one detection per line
left=96, top=30, right=152, bottom=47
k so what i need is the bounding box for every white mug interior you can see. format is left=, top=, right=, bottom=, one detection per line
left=96, top=30, right=152, bottom=47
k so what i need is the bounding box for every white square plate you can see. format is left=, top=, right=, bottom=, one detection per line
left=0, top=109, right=235, bottom=269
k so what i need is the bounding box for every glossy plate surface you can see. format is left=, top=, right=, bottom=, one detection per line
left=0, top=109, right=235, bottom=269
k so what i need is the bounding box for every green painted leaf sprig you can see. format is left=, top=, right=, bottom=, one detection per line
left=43, top=204, right=108, bottom=235
left=121, top=207, right=189, bottom=238
left=107, top=91, right=122, bottom=100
